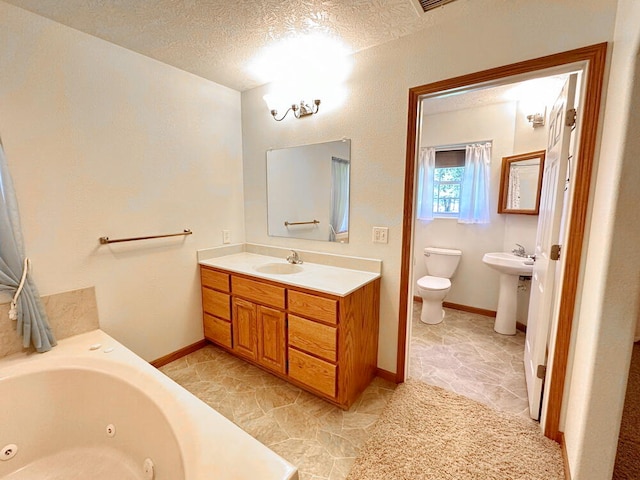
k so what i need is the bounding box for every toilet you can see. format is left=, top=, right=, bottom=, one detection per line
left=416, top=247, right=462, bottom=324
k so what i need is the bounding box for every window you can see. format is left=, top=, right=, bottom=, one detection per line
left=432, top=150, right=465, bottom=216
left=417, top=143, right=491, bottom=224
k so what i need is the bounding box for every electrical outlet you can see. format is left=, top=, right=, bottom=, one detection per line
left=222, top=230, right=231, bottom=244
left=372, top=226, right=389, bottom=244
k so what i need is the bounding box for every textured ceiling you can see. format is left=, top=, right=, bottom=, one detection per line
left=3, top=0, right=457, bottom=91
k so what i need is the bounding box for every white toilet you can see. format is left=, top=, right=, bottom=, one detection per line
left=416, top=247, right=462, bottom=324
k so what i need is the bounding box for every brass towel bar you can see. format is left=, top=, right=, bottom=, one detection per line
left=99, top=229, right=192, bottom=245
left=284, top=220, right=320, bottom=227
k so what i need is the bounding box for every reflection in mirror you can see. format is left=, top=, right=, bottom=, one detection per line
left=267, top=139, right=350, bottom=243
left=498, top=150, right=545, bottom=215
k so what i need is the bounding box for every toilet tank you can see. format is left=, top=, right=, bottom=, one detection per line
left=423, top=247, right=462, bottom=278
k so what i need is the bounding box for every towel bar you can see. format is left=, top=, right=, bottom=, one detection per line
left=99, top=229, right=192, bottom=245
left=284, top=220, right=320, bottom=227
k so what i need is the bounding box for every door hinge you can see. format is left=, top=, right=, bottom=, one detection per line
left=550, top=244, right=561, bottom=261
left=565, top=108, right=577, bottom=127
left=536, top=364, right=547, bottom=380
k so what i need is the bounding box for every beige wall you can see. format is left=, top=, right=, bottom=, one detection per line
left=413, top=101, right=516, bottom=311
left=412, top=98, right=548, bottom=320
left=242, top=0, right=617, bottom=372
left=0, top=3, right=245, bottom=361
left=561, top=0, right=640, bottom=477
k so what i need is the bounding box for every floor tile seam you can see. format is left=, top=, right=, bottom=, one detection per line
left=327, top=457, right=356, bottom=480
left=495, top=383, right=529, bottom=399
left=316, top=428, right=361, bottom=452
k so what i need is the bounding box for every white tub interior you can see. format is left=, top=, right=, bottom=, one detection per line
left=1, top=368, right=184, bottom=479
left=0, top=330, right=298, bottom=480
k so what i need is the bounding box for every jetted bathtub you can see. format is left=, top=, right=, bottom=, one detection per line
left=0, top=329, right=298, bottom=480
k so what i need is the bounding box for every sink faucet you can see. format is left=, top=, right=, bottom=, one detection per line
left=512, top=243, right=526, bottom=257
left=286, top=250, right=303, bottom=264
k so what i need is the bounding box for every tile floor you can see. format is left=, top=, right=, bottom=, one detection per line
left=160, top=346, right=396, bottom=480
left=409, top=301, right=531, bottom=418
left=160, top=303, right=530, bottom=479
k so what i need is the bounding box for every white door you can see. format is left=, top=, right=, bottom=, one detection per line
left=524, top=74, right=578, bottom=420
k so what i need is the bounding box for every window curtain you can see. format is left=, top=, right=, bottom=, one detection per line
left=416, top=147, right=436, bottom=221
left=0, top=141, right=56, bottom=352
left=459, top=143, right=491, bottom=224
left=329, top=157, right=349, bottom=241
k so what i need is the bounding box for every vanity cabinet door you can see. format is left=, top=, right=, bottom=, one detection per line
left=232, top=298, right=257, bottom=361
left=256, top=306, right=286, bottom=374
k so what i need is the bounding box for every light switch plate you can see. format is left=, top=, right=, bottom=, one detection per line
left=222, top=230, right=231, bottom=244
left=372, top=226, right=388, bottom=244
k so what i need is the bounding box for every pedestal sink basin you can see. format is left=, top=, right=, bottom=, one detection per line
left=482, top=252, right=534, bottom=335
left=482, top=252, right=534, bottom=276
left=253, top=263, right=304, bottom=275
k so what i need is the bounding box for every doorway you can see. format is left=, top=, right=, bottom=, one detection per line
left=408, top=73, right=574, bottom=419
left=397, top=43, right=607, bottom=441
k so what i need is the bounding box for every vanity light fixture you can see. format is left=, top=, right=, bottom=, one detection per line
left=270, top=99, right=321, bottom=121
left=526, top=109, right=546, bottom=128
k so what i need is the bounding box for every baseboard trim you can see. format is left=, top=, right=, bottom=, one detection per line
left=559, top=432, right=572, bottom=480
left=442, top=301, right=497, bottom=318
left=376, top=367, right=398, bottom=383
left=150, top=339, right=208, bottom=368
left=413, top=295, right=498, bottom=317
left=412, top=296, right=528, bottom=332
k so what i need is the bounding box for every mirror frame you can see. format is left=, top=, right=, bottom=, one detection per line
left=497, top=150, right=546, bottom=215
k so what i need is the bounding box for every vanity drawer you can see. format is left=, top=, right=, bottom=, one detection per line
left=202, top=288, right=231, bottom=320
left=288, top=348, right=336, bottom=398
left=288, top=291, right=338, bottom=325
left=203, top=313, right=232, bottom=349
left=232, top=276, right=285, bottom=309
left=288, top=314, right=337, bottom=362
left=200, top=267, right=230, bottom=292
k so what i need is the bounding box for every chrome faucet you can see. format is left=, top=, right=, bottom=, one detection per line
left=286, top=250, right=303, bottom=264
left=512, top=243, right=526, bottom=257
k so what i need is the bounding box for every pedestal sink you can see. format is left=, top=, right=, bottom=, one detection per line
left=482, top=252, right=534, bottom=335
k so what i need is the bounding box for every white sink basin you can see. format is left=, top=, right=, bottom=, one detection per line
left=482, top=252, right=534, bottom=276
left=253, top=263, right=304, bottom=275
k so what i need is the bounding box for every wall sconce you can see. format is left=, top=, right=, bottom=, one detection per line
left=526, top=108, right=546, bottom=128
left=271, top=99, right=320, bottom=121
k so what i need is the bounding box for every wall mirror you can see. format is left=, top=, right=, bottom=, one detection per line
left=266, top=139, right=350, bottom=243
left=498, top=150, right=545, bottom=215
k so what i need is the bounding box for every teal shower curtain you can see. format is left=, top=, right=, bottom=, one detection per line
left=0, top=140, right=56, bottom=352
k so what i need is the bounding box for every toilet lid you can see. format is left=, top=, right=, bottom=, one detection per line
left=417, top=275, right=451, bottom=290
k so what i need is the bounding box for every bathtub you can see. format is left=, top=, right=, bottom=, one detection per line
left=0, top=329, right=298, bottom=480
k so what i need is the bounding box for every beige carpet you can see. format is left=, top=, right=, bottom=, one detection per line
left=347, top=379, right=564, bottom=480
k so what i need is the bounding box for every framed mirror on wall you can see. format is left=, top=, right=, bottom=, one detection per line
left=497, top=150, right=545, bottom=215
left=266, top=139, right=350, bottom=243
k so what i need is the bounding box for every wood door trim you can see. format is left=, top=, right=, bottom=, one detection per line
left=398, top=43, right=608, bottom=442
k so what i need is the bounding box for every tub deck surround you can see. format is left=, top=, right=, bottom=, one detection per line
left=199, top=252, right=381, bottom=296
left=0, top=287, right=99, bottom=358
left=198, top=251, right=382, bottom=410
left=0, top=329, right=298, bottom=480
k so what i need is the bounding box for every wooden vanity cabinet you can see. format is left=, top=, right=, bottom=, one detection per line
left=256, top=305, right=287, bottom=375
left=200, top=268, right=232, bottom=349
left=232, top=297, right=287, bottom=374
left=199, top=264, right=380, bottom=409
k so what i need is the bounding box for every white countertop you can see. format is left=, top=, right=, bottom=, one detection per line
left=199, top=252, right=380, bottom=297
